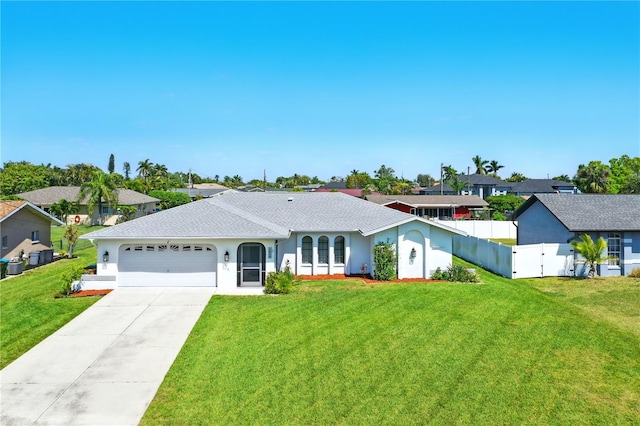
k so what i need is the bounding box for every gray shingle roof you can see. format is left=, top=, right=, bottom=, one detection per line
left=509, top=179, right=575, bottom=194
left=513, top=194, right=640, bottom=231
left=366, top=195, right=488, bottom=207
left=82, top=191, right=465, bottom=240
left=17, top=186, right=159, bottom=205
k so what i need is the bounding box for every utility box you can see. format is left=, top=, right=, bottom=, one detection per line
left=29, top=251, right=41, bottom=266
left=8, top=261, right=23, bottom=275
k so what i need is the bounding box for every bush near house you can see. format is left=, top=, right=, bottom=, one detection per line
left=431, top=264, right=479, bottom=283
left=373, top=241, right=397, bottom=280
left=265, top=268, right=297, bottom=294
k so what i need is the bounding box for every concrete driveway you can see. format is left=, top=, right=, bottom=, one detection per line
left=1, top=287, right=216, bottom=425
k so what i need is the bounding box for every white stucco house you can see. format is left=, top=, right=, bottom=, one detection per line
left=80, top=191, right=466, bottom=292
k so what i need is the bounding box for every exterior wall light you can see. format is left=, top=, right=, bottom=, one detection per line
left=410, top=248, right=416, bottom=259
left=224, top=251, right=230, bottom=262
left=103, top=251, right=109, bottom=262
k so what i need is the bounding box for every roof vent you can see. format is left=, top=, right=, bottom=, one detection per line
left=288, top=197, right=293, bottom=202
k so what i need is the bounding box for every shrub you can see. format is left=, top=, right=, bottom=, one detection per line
left=373, top=240, right=397, bottom=281
left=492, top=211, right=507, bottom=221
left=60, top=264, right=84, bottom=296
left=430, top=264, right=479, bottom=283
left=629, top=267, right=640, bottom=278
left=431, top=267, right=449, bottom=281
left=265, top=268, right=297, bottom=294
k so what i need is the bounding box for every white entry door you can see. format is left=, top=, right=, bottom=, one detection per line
left=118, top=243, right=217, bottom=286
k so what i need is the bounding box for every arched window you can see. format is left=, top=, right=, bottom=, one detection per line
left=318, top=236, right=329, bottom=264
left=302, top=236, right=313, bottom=264
left=334, top=236, right=345, bottom=264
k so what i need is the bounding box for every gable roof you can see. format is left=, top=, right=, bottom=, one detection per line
left=82, top=191, right=466, bottom=240
left=16, top=186, right=159, bottom=206
left=366, top=194, right=488, bottom=208
left=513, top=193, right=640, bottom=231
left=509, top=179, right=576, bottom=194
left=457, top=174, right=511, bottom=186
left=0, top=200, right=65, bottom=225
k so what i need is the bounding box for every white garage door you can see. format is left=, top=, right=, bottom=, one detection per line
left=118, top=244, right=217, bottom=287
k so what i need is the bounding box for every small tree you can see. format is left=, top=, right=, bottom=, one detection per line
left=117, top=205, right=137, bottom=223
left=373, top=240, right=397, bottom=280
left=63, top=225, right=79, bottom=258
left=571, top=234, right=612, bottom=278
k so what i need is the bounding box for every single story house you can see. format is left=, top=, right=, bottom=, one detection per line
left=16, top=186, right=159, bottom=225
left=512, top=194, right=640, bottom=276
left=171, top=183, right=229, bottom=200
left=80, top=191, right=466, bottom=291
left=508, top=179, right=577, bottom=197
left=366, top=195, right=489, bottom=220
left=1, top=200, right=64, bottom=261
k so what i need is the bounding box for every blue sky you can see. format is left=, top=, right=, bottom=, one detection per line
left=2, top=1, right=638, bottom=183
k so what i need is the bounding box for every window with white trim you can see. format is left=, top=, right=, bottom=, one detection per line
left=302, top=236, right=312, bottom=264
left=318, top=236, right=329, bottom=264
left=608, top=233, right=621, bottom=266
left=31, top=231, right=39, bottom=242
left=2, top=235, right=7, bottom=249
left=334, top=236, right=345, bottom=264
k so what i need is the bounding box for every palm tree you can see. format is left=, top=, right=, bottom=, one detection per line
left=471, top=155, right=489, bottom=175
left=574, top=161, right=611, bottom=194
left=486, top=160, right=504, bottom=176
left=78, top=170, right=118, bottom=225
left=137, top=159, right=154, bottom=187
left=570, top=234, right=613, bottom=278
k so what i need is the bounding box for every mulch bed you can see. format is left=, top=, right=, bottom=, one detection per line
left=298, top=274, right=441, bottom=284
left=70, top=289, right=113, bottom=297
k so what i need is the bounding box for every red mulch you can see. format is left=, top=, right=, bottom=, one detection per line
left=298, top=274, right=441, bottom=283
left=70, top=289, right=113, bottom=297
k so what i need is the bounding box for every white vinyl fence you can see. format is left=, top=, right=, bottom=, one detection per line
left=438, top=220, right=517, bottom=239
left=453, top=235, right=575, bottom=279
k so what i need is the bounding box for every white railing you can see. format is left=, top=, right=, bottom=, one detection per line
left=437, top=220, right=517, bottom=239
left=453, top=235, right=575, bottom=279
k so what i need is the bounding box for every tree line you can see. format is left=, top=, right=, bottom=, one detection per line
left=1, top=154, right=638, bottom=199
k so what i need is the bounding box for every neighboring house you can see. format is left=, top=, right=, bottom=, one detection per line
left=80, top=191, right=466, bottom=291
left=315, top=188, right=374, bottom=198
left=512, top=194, right=640, bottom=276
left=172, top=184, right=229, bottom=200
left=418, top=174, right=510, bottom=198
left=509, top=179, right=577, bottom=197
left=16, top=187, right=159, bottom=225
left=365, top=195, right=489, bottom=220
left=418, top=183, right=458, bottom=196
left=315, top=181, right=378, bottom=198
left=0, top=200, right=64, bottom=260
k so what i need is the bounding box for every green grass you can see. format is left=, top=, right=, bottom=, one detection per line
left=523, top=275, right=640, bottom=339
left=0, top=226, right=104, bottom=369
left=142, top=259, right=640, bottom=424
left=488, top=238, right=516, bottom=246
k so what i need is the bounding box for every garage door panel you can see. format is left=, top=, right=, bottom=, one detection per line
left=118, top=244, right=217, bottom=287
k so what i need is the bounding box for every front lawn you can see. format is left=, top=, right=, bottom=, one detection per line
left=0, top=226, right=104, bottom=369
left=142, top=261, right=640, bottom=424
left=523, top=275, right=640, bottom=338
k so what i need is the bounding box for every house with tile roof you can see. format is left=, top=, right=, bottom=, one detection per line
left=365, top=195, right=489, bottom=220
left=16, top=186, right=159, bottom=225
left=80, top=191, right=466, bottom=291
left=512, top=194, right=640, bottom=276
left=0, top=200, right=64, bottom=261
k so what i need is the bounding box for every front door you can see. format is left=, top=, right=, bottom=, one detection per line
left=239, top=243, right=265, bottom=286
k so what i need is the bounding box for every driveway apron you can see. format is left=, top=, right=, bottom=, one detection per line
left=1, top=287, right=215, bottom=425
